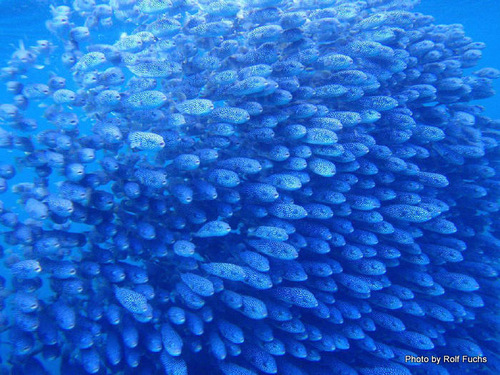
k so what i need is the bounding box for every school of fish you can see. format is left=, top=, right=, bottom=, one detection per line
left=0, top=0, right=498, bottom=373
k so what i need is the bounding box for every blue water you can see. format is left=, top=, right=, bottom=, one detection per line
left=0, top=0, right=51, bottom=52
left=417, top=0, right=500, bottom=118
left=0, top=0, right=499, bottom=374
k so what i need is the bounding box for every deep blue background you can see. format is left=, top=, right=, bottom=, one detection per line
left=416, top=0, right=500, bottom=118
left=0, top=0, right=51, bottom=54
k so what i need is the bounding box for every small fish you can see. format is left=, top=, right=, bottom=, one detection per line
left=176, top=99, right=214, bottom=115
left=114, top=285, right=149, bottom=314
left=195, top=221, right=231, bottom=237
left=138, top=0, right=173, bottom=14
left=128, top=131, right=165, bottom=150
left=11, top=260, right=42, bottom=279
left=124, top=90, right=167, bottom=110
left=73, top=52, right=107, bottom=72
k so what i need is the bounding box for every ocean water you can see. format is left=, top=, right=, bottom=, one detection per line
left=417, top=0, right=500, bottom=118
left=0, top=1, right=498, bottom=374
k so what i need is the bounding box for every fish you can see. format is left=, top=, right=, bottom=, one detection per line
left=128, top=131, right=165, bottom=150
left=123, top=90, right=167, bottom=110
left=0, top=0, right=497, bottom=374
left=195, top=220, right=231, bottom=237
left=114, top=286, right=149, bottom=314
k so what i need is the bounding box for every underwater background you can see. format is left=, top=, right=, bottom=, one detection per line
left=0, top=0, right=498, bottom=374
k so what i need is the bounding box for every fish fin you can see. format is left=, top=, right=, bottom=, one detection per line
left=171, top=92, right=186, bottom=103
left=14, top=157, right=25, bottom=173
left=45, top=20, right=55, bottom=34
